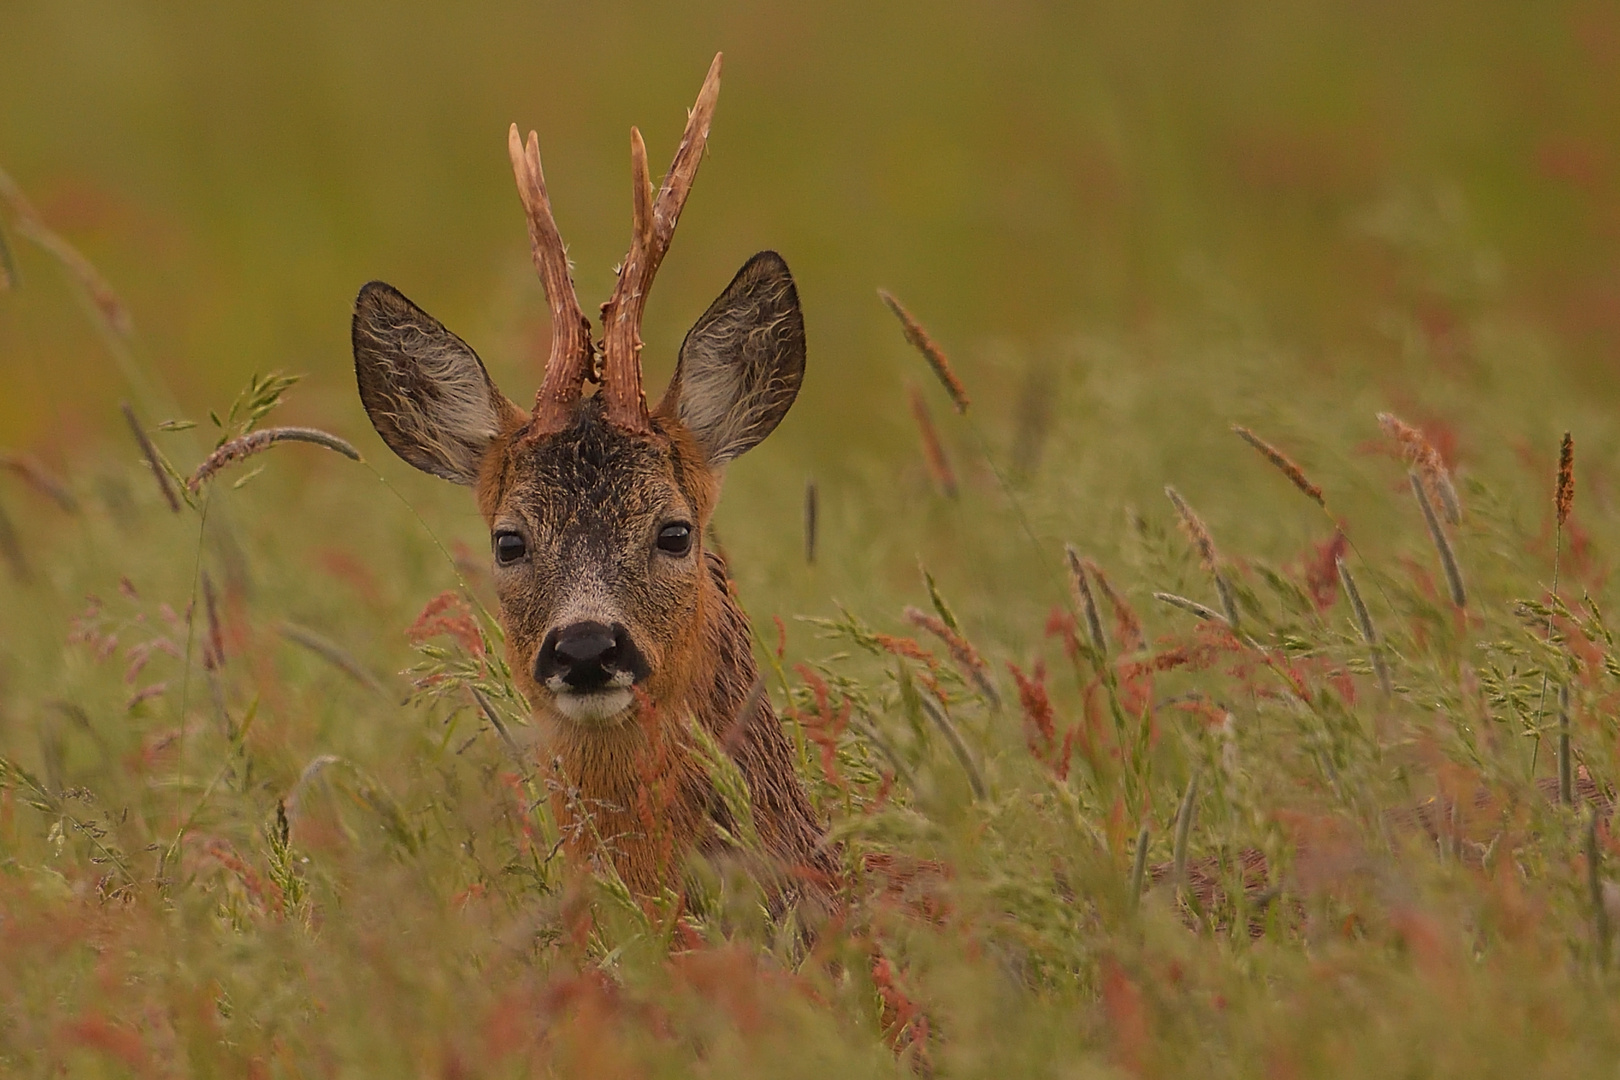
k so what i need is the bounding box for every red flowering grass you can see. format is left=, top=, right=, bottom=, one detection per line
left=1379, top=411, right=1461, bottom=524
left=1008, top=659, right=1057, bottom=760
left=905, top=605, right=996, bottom=701
left=794, top=664, right=851, bottom=789
left=1300, top=531, right=1349, bottom=611
left=1084, top=558, right=1144, bottom=653
left=407, top=591, right=485, bottom=658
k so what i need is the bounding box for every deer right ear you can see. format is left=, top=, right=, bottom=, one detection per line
left=661, top=251, right=806, bottom=467
left=352, top=281, right=518, bottom=484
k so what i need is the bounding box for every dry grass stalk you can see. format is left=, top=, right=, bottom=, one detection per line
left=1172, top=772, right=1199, bottom=887
left=1010, top=360, right=1055, bottom=478
left=1408, top=472, right=1466, bottom=607
left=1153, top=592, right=1226, bottom=624
left=188, top=427, right=361, bottom=494
left=904, top=606, right=999, bottom=706
left=1589, top=807, right=1611, bottom=969
left=1535, top=432, right=1575, bottom=748
left=279, top=622, right=389, bottom=698
left=201, top=571, right=225, bottom=671
left=1556, top=432, right=1574, bottom=527
left=1065, top=545, right=1108, bottom=660
left=0, top=452, right=78, bottom=513
left=0, top=221, right=15, bottom=291
left=1336, top=556, right=1392, bottom=694
left=722, top=674, right=769, bottom=755
left=1128, top=826, right=1150, bottom=909
left=880, top=290, right=970, bottom=413
left=0, top=498, right=29, bottom=582
left=1084, top=557, right=1144, bottom=653
left=1378, top=412, right=1460, bottom=524
left=120, top=402, right=182, bottom=513
left=469, top=685, right=525, bottom=765
left=908, top=385, right=959, bottom=499
left=0, top=165, right=133, bottom=337
left=916, top=692, right=986, bottom=800
left=1165, top=486, right=1238, bottom=627
left=803, top=479, right=818, bottom=565
left=1558, top=684, right=1573, bottom=807
left=1231, top=425, right=1325, bottom=508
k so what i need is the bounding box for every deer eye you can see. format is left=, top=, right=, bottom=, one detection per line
left=493, top=530, right=528, bottom=565
left=656, top=522, right=693, bottom=557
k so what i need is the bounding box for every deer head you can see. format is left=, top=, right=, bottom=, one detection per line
left=351, top=54, right=806, bottom=736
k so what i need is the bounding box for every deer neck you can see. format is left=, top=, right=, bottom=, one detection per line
left=538, top=550, right=743, bottom=893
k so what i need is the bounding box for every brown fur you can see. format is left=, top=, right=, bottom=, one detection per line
left=354, top=252, right=830, bottom=911
left=467, top=399, right=834, bottom=901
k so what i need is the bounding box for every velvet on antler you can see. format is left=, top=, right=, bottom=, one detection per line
left=598, top=52, right=723, bottom=434
left=508, top=124, right=596, bottom=434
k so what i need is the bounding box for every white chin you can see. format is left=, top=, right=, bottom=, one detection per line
left=551, top=688, right=636, bottom=724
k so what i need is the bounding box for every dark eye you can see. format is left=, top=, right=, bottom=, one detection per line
left=493, top=530, right=527, bottom=565
left=656, top=522, right=693, bottom=556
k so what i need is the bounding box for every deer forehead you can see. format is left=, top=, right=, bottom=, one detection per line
left=482, top=410, right=710, bottom=559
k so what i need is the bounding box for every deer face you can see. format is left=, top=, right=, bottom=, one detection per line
left=352, top=251, right=805, bottom=728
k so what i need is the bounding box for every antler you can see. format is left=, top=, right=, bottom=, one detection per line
left=508, top=124, right=597, bottom=434
left=599, top=53, right=723, bottom=433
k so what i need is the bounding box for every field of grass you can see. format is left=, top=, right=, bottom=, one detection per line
left=6, top=2, right=1620, bottom=1076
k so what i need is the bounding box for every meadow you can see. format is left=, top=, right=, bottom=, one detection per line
left=4, top=2, right=1620, bottom=1076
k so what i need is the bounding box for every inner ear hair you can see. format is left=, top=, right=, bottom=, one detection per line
left=662, top=251, right=806, bottom=467
left=352, top=281, right=518, bottom=484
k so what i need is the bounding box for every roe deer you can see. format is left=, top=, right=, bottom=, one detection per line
left=351, top=54, right=836, bottom=905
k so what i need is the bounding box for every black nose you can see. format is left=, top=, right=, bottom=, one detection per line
left=534, top=621, right=646, bottom=691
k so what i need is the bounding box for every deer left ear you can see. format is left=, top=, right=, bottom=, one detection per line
left=353, top=281, right=519, bottom=484
left=659, top=251, right=806, bottom=467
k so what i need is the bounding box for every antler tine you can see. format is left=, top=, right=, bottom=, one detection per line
left=507, top=124, right=596, bottom=433
left=600, top=52, right=723, bottom=433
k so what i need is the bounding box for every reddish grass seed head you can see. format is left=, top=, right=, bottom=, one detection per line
left=880, top=289, right=970, bottom=414
left=907, top=384, right=959, bottom=499
left=1378, top=412, right=1460, bottom=524
left=1232, top=425, right=1324, bottom=508
left=1165, top=486, right=1220, bottom=574
left=1556, top=431, right=1574, bottom=528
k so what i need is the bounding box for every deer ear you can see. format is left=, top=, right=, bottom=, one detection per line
left=353, top=281, right=517, bottom=484
left=660, top=251, right=806, bottom=467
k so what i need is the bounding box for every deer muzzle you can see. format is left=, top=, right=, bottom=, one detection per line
left=534, top=620, right=650, bottom=724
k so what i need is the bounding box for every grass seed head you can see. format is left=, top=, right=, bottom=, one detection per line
left=803, top=478, right=818, bottom=565
left=1065, top=545, right=1108, bottom=660
left=187, top=426, right=360, bottom=494
left=1409, top=471, right=1466, bottom=608
left=1379, top=412, right=1461, bottom=524
left=880, top=289, right=970, bottom=413
left=1557, top=431, right=1575, bottom=527
left=1232, top=425, right=1325, bottom=507
left=1165, top=486, right=1220, bottom=574
left=120, top=402, right=183, bottom=513
left=907, top=384, right=959, bottom=499
left=0, top=452, right=79, bottom=513
left=1085, top=557, right=1144, bottom=652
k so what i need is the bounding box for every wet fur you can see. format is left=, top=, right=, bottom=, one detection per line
left=355, top=253, right=832, bottom=910
left=474, top=401, right=836, bottom=902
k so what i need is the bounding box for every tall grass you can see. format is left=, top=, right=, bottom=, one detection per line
left=5, top=6, right=1620, bottom=1068
left=4, top=261, right=1620, bottom=1076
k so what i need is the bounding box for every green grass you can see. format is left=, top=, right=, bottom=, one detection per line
left=6, top=248, right=1620, bottom=1075
left=7, top=3, right=1620, bottom=1075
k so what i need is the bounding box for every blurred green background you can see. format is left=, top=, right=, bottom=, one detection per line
left=2, top=0, right=1619, bottom=639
